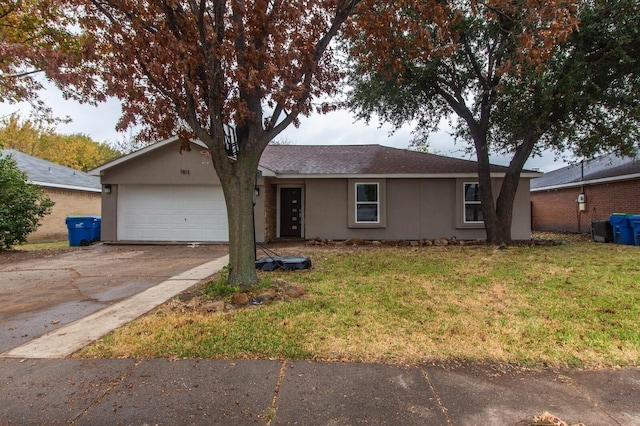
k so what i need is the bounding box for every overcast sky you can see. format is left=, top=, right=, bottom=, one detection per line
left=0, top=82, right=572, bottom=173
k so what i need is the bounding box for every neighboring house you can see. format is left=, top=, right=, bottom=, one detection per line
left=90, top=137, right=539, bottom=243
left=1, top=149, right=102, bottom=242
left=530, top=152, right=640, bottom=233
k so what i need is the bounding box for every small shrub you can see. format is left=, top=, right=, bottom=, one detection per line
left=202, top=266, right=239, bottom=298
left=0, top=152, right=54, bottom=250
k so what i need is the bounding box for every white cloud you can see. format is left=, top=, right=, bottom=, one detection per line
left=0, top=80, right=123, bottom=144
left=0, top=81, right=570, bottom=173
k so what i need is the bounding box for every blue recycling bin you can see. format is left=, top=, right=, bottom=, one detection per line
left=91, top=217, right=101, bottom=242
left=628, top=215, right=640, bottom=246
left=66, top=216, right=101, bottom=246
left=609, top=213, right=634, bottom=246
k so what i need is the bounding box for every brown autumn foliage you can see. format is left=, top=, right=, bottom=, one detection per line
left=345, top=0, right=579, bottom=245
left=68, top=0, right=362, bottom=286
left=348, top=0, right=578, bottom=76
left=0, top=0, right=102, bottom=116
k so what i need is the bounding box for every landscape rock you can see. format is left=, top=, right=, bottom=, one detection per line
left=202, top=300, right=225, bottom=312
left=285, top=286, right=306, bottom=298
left=186, top=297, right=201, bottom=309
left=232, top=293, right=249, bottom=305
left=257, top=289, right=278, bottom=301
left=345, top=238, right=366, bottom=246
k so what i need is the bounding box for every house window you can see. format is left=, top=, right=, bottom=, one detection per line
left=348, top=179, right=386, bottom=229
left=464, top=182, right=483, bottom=223
left=355, top=183, right=379, bottom=223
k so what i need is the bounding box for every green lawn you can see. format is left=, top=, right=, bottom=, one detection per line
left=76, top=240, right=640, bottom=368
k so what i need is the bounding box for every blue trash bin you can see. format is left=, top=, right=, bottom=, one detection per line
left=88, top=216, right=101, bottom=242
left=610, top=213, right=634, bottom=245
left=629, top=215, right=640, bottom=246
left=66, top=216, right=101, bottom=246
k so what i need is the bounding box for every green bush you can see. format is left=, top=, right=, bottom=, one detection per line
left=0, top=152, right=54, bottom=250
left=202, top=265, right=239, bottom=298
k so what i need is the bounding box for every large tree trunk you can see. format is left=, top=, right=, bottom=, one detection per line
left=217, top=150, right=261, bottom=289
left=494, top=135, right=539, bottom=244
left=469, top=119, right=502, bottom=245
left=475, top=143, right=502, bottom=245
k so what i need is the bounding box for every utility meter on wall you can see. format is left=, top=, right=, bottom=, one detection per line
left=577, top=193, right=586, bottom=211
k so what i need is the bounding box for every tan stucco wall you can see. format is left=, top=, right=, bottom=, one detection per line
left=100, top=186, right=118, bottom=242
left=100, top=142, right=221, bottom=185
left=507, top=179, right=534, bottom=240
left=28, top=188, right=101, bottom=243
left=98, top=140, right=533, bottom=242
left=292, top=177, right=532, bottom=241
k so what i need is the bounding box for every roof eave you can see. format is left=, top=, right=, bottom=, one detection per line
left=31, top=181, right=102, bottom=193
left=267, top=172, right=542, bottom=179
left=531, top=172, right=640, bottom=192
left=258, top=166, right=277, bottom=177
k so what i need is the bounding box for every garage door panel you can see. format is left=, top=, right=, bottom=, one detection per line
left=118, top=185, right=229, bottom=242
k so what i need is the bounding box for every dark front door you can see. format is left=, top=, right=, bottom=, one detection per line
left=280, top=188, right=302, bottom=238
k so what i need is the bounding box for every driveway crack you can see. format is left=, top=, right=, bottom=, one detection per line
left=67, top=269, right=102, bottom=304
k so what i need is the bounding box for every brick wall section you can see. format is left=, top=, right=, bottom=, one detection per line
left=263, top=179, right=278, bottom=242
left=29, top=188, right=101, bottom=243
left=531, top=178, right=640, bottom=233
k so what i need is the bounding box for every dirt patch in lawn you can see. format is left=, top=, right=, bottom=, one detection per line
left=166, top=277, right=307, bottom=315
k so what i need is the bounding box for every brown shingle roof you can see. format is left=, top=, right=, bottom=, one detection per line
left=260, top=144, right=508, bottom=175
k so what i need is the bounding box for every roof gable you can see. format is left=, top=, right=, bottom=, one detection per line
left=1, top=149, right=101, bottom=192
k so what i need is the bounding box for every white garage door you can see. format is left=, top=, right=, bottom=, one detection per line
left=117, top=185, right=228, bottom=242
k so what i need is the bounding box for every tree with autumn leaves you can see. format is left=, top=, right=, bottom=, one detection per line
left=17, top=0, right=637, bottom=285
left=65, top=0, right=361, bottom=287
left=0, top=0, right=97, bottom=120
left=347, top=0, right=640, bottom=245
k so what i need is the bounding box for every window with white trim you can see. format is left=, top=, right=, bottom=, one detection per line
left=463, top=182, right=483, bottom=223
left=355, top=183, right=379, bottom=223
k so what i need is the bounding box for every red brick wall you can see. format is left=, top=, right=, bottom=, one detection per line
left=263, top=179, right=278, bottom=242
left=531, top=178, right=640, bottom=233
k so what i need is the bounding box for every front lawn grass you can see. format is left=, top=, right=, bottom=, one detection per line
left=76, top=241, right=640, bottom=368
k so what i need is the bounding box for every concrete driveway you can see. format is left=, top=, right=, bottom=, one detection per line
left=0, top=244, right=228, bottom=354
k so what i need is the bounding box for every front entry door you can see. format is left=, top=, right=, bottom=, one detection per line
left=280, top=188, right=302, bottom=238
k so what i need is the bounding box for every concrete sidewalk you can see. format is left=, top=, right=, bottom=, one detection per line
left=1, top=358, right=638, bottom=425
